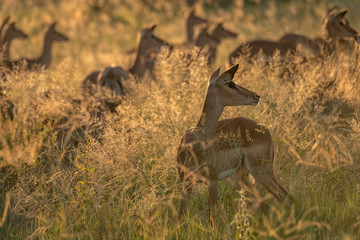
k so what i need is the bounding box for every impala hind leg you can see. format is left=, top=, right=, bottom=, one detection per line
left=243, top=158, right=293, bottom=206
left=262, top=175, right=294, bottom=205
left=249, top=167, right=293, bottom=205
left=237, top=165, right=269, bottom=211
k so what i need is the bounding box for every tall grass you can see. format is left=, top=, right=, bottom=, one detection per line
left=1, top=0, right=360, bottom=239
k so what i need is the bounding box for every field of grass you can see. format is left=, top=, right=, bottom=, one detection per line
left=1, top=0, right=360, bottom=239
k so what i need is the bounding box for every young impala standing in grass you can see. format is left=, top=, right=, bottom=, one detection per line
left=176, top=64, right=293, bottom=221
left=6, top=22, right=68, bottom=70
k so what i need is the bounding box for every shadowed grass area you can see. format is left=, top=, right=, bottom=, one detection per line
left=1, top=0, right=360, bottom=239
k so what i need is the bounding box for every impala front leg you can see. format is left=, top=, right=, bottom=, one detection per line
left=208, top=178, right=218, bottom=222
left=209, top=178, right=218, bottom=207
left=178, top=179, right=194, bottom=222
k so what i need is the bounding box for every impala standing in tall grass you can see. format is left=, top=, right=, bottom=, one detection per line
left=176, top=64, right=293, bottom=221
left=6, top=22, right=68, bottom=70
left=229, top=7, right=358, bottom=64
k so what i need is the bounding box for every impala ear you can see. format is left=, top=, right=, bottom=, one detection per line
left=223, top=64, right=239, bottom=79
left=209, top=65, right=221, bottom=83
left=149, top=24, right=157, bottom=31
left=2, top=16, right=10, bottom=26
left=327, top=5, right=339, bottom=16
left=336, top=9, right=348, bottom=19
left=51, top=21, right=57, bottom=27
left=215, top=64, right=239, bottom=84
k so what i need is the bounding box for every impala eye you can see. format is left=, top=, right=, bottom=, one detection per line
left=227, top=81, right=236, bottom=89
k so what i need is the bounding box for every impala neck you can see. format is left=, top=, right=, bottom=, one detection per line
left=324, top=36, right=338, bottom=54
left=1, top=33, right=13, bottom=61
left=186, top=21, right=194, bottom=43
left=196, top=93, right=224, bottom=135
left=211, top=34, right=220, bottom=42
left=129, top=45, right=147, bottom=77
left=1, top=40, right=10, bottom=61
left=38, top=32, right=53, bottom=68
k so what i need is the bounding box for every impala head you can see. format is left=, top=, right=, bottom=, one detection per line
left=324, top=8, right=358, bottom=39
left=212, top=22, right=237, bottom=40
left=187, top=9, right=207, bottom=27
left=0, top=21, right=28, bottom=42
left=46, top=22, right=69, bottom=42
left=207, top=64, right=260, bottom=107
left=196, top=25, right=220, bottom=48
left=138, top=24, right=172, bottom=57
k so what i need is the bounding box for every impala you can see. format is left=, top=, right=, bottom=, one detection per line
left=185, top=9, right=208, bottom=44
left=208, top=22, right=237, bottom=65
left=129, top=24, right=172, bottom=78
left=0, top=20, right=28, bottom=62
left=6, top=22, right=68, bottom=70
left=177, top=64, right=293, bottom=221
left=195, top=25, right=220, bottom=50
left=323, top=8, right=358, bottom=55
left=229, top=7, right=358, bottom=65
left=187, top=24, right=220, bottom=64
left=280, top=8, right=358, bottom=56
left=83, top=24, right=170, bottom=99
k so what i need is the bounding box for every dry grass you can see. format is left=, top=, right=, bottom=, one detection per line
left=1, top=0, right=360, bottom=239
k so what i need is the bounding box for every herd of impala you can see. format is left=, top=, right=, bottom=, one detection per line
left=0, top=6, right=359, bottom=222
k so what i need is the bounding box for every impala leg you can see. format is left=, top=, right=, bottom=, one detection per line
left=243, top=157, right=293, bottom=206
left=208, top=178, right=218, bottom=222
left=238, top=166, right=268, bottom=211
left=178, top=179, right=194, bottom=222
left=263, top=175, right=294, bottom=205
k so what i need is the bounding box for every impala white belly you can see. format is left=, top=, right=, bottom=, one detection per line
left=214, top=147, right=244, bottom=180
